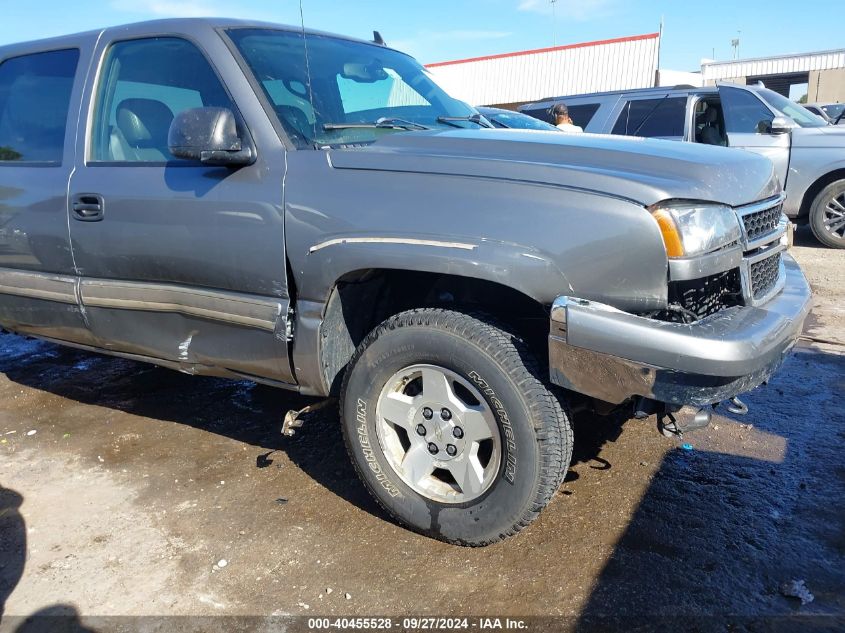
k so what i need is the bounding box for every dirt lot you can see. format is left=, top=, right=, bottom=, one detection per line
left=0, top=227, right=843, bottom=631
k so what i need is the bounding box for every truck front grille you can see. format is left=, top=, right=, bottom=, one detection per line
left=735, top=194, right=788, bottom=306
left=742, top=203, right=782, bottom=242
left=749, top=251, right=782, bottom=300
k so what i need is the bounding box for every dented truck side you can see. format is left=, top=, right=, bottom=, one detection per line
left=0, top=19, right=812, bottom=545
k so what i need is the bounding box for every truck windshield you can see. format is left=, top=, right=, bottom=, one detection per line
left=226, top=28, right=481, bottom=148
left=756, top=88, right=827, bottom=128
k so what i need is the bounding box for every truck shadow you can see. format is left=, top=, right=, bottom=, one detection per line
left=0, top=332, right=624, bottom=528
left=574, top=346, right=845, bottom=631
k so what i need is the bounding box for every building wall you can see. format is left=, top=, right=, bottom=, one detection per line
left=809, top=69, right=845, bottom=103
left=704, top=76, right=745, bottom=86
left=702, top=48, right=845, bottom=83
left=658, top=69, right=703, bottom=87
left=427, top=33, right=660, bottom=106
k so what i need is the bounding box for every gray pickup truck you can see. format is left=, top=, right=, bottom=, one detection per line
left=0, top=18, right=811, bottom=545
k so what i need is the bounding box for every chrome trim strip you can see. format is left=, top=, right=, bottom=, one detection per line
left=80, top=279, right=283, bottom=331
left=745, top=241, right=786, bottom=266
left=309, top=236, right=477, bottom=254
left=0, top=268, right=77, bottom=304
left=734, top=193, right=787, bottom=218
left=668, top=245, right=743, bottom=281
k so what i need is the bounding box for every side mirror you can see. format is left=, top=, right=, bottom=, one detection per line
left=769, top=115, right=797, bottom=135
left=168, top=107, right=254, bottom=166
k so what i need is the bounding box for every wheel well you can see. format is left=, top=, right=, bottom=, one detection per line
left=800, top=169, right=845, bottom=218
left=318, top=269, right=548, bottom=395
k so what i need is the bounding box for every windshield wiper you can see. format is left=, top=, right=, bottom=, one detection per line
left=322, top=117, right=430, bottom=131
left=436, top=114, right=492, bottom=128
left=835, top=109, right=845, bottom=125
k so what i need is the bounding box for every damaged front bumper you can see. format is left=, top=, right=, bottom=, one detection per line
left=549, top=254, right=812, bottom=407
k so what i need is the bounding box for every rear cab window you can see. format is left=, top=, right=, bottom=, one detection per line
left=611, top=96, right=687, bottom=139
left=0, top=48, right=80, bottom=164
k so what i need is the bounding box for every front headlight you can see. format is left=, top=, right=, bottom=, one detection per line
left=651, top=203, right=741, bottom=258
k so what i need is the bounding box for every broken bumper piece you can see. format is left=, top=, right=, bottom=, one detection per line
left=549, top=253, right=812, bottom=407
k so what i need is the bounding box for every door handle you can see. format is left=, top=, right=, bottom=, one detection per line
left=72, top=194, right=104, bottom=222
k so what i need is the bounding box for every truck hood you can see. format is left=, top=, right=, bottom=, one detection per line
left=328, top=129, right=780, bottom=208
left=791, top=124, right=845, bottom=148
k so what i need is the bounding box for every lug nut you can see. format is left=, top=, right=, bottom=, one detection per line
left=422, top=407, right=433, bottom=420
left=427, top=443, right=439, bottom=455
left=440, top=408, right=452, bottom=421
left=446, top=444, right=457, bottom=456
left=416, top=424, right=427, bottom=436
left=452, top=426, right=464, bottom=439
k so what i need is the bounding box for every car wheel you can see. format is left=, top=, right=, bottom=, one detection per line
left=340, top=308, right=572, bottom=546
left=809, top=180, right=845, bottom=249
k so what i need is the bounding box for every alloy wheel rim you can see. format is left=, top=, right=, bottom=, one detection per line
left=823, top=193, right=845, bottom=240
left=375, top=364, right=502, bottom=504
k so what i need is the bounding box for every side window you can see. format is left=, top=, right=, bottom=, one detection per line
left=611, top=97, right=687, bottom=138
left=519, top=106, right=553, bottom=124
left=0, top=49, right=79, bottom=163
left=567, top=103, right=600, bottom=129
left=91, top=37, right=236, bottom=163
left=720, top=87, right=773, bottom=134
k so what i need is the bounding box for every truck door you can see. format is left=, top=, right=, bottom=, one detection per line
left=719, top=85, right=790, bottom=185
left=0, top=43, right=98, bottom=346
left=68, top=32, right=294, bottom=384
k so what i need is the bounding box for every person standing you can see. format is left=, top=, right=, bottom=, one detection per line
left=553, top=103, right=583, bottom=133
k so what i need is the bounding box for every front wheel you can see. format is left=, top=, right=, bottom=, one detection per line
left=340, top=309, right=572, bottom=546
left=809, top=180, right=845, bottom=249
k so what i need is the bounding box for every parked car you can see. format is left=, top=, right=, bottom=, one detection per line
left=0, top=19, right=811, bottom=545
left=804, top=102, right=845, bottom=125
left=521, top=84, right=845, bottom=248
left=476, top=106, right=560, bottom=131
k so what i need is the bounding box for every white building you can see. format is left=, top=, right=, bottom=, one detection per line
left=426, top=33, right=661, bottom=108
left=702, top=48, right=845, bottom=102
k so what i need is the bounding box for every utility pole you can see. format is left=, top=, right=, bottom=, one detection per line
left=550, top=0, right=557, bottom=47
left=731, top=30, right=741, bottom=60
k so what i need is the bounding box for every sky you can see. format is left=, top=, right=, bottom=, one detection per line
left=0, top=0, right=841, bottom=71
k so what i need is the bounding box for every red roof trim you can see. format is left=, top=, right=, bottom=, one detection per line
left=425, top=32, right=660, bottom=68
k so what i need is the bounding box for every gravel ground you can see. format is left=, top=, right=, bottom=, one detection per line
left=0, top=226, right=842, bottom=632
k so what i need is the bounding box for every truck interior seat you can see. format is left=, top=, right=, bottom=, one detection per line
left=115, top=98, right=175, bottom=161
left=699, top=106, right=726, bottom=146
